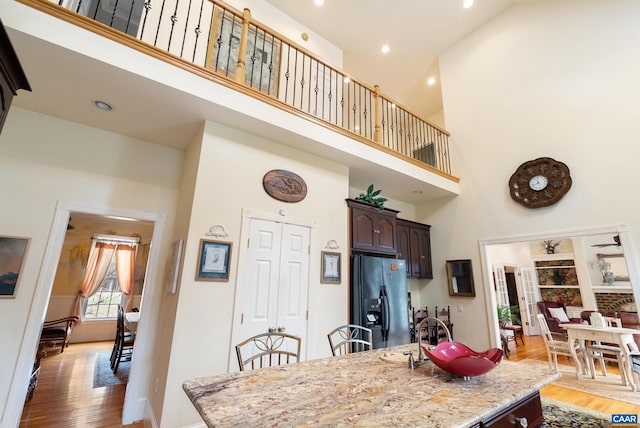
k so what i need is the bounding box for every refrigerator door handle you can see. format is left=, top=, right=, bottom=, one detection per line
left=381, top=286, right=391, bottom=341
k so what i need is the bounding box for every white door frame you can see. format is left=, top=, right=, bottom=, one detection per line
left=228, top=208, right=316, bottom=371
left=7, top=200, right=165, bottom=427
left=479, top=224, right=640, bottom=350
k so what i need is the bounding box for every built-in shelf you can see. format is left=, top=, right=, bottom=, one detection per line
left=539, top=285, right=580, bottom=289
left=534, top=256, right=579, bottom=287
left=533, top=254, right=583, bottom=306
left=592, top=285, right=633, bottom=293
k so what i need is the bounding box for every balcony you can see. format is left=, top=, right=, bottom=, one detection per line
left=6, top=0, right=459, bottom=202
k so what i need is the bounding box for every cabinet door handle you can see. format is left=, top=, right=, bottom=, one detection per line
left=277, top=326, right=286, bottom=332
left=510, top=416, right=528, bottom=427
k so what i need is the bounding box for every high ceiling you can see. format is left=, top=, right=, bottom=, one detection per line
left=264, top=0, right=519, bottom=118
left=2, top=0, right=526, bottom=203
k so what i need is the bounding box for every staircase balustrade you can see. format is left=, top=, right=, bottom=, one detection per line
left=22, top=0, right=454, bottom=177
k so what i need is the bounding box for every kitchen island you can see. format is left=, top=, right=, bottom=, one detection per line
left=183, top=344, right=560, bottom=427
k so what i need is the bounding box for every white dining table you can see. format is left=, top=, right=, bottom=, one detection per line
left=124, top=311, right=140, bottom=334
left=563, top=323, right=640, bottom=391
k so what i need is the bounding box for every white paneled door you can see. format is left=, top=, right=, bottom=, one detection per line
left=239, top=218, right=310, bottom=360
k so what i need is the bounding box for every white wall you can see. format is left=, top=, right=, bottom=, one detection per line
left=158, top=121, right=350, bottom=428
left=0, top=108, right=183, bottom=426
left=421, top=0, right=640, bottom=351
left=226, top=0, right=343, bottom=69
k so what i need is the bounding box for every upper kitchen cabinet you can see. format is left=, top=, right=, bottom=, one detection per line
left=346, top=199, right=398, bottom=256
left=396, top=219, right=432, bottom=279
left=0, top=18, right=31, bottom=135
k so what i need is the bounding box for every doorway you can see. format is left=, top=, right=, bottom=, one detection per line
left=505, top=268, right=518, bottom=309
left=480, top=225, right=640, bottom=350
left=10, top=201, right=165, bottom=427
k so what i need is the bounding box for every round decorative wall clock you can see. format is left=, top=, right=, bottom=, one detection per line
left=263, top=169, right=307, bottom=202
left=508, top=157, right=572, bottom=209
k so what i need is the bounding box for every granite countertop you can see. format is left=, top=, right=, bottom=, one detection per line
left=183, top=344, right=560, bottom=427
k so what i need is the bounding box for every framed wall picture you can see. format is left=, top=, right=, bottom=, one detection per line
left=321, top=251, right=341, bottom=284
left=165, top=239, right=183, bottom=294
left=196, top=239, right=232, bottom=282
left=446, top=259, right=475, bottom=297
left=0, top=236, right=29, bottom=298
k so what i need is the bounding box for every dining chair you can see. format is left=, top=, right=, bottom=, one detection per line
left=584, top=316, right=628, bottom=385
left=235, top=332, right=301, bottom=371
left=536, top=313, right=589, bottom=375
left=327, top=324, right=372, bottom=356
left=110, top=305, right=135, bottom=374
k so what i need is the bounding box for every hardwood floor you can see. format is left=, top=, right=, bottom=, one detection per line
left=20, top=341, right=142, bottom=428
left=507, top=334, right=640, bottom=415
left=19, top=335, right=640, bottom=427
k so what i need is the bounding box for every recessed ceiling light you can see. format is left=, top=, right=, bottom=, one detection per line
left=381, top=44, right=390, bottom=54
left=427, top=77, right=436, bottom=86
left=94, top=100, right=113, bottom=111
left=314, top=0, right=324, bottom=5
left=463, top=0, right=474, bottom=8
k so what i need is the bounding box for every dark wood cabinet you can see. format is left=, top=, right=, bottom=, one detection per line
left=476, top=391, right=543, bottom=428
left=0, top=19, right=31, bottom=135
left=396, top=222, right=411, bottom=265
left=346, top=199, right=398, bottom=256
left=396, top=219, right=432, bottom=279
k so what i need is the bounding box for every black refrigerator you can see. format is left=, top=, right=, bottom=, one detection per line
left=351, top=254, right=410, bottom=349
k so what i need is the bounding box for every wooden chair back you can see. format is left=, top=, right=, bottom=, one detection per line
left=536, top=313, right=587, bottom=372
left=39, top=316, right=79, bottom=353
left=110, top=305, right=135, bottom=373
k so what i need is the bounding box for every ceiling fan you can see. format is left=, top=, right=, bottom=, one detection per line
left=591, top=234, right=620, bottom=248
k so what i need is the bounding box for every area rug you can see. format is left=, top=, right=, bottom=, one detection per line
left=519, top=359, right=640, bottom=406
left=542, top=397, right=610, bottom=428
left=93, top=351, right=129, bottom=388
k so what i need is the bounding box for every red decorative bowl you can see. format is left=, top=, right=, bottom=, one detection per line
left=421, top=342, right=503, bottom=377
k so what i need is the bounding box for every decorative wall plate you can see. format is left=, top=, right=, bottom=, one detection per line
left=508, top=157, right=572, bottom=209
left=263, top=170, right=307, bottom=202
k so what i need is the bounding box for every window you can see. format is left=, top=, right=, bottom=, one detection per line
left=79, top=234, right=139, bottom=320
left=83, top=253, right=122, bottom=319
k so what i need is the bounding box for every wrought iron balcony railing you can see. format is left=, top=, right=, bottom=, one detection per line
left=21, top=0, right=455, bottom=178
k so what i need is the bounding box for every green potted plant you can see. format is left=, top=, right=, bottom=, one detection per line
left=355, top=184, right=387, bottom=210
left=497, top=304, right=521, bottom=327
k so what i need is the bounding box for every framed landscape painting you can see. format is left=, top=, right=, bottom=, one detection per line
left=0, top=236, right=29, bottom=298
